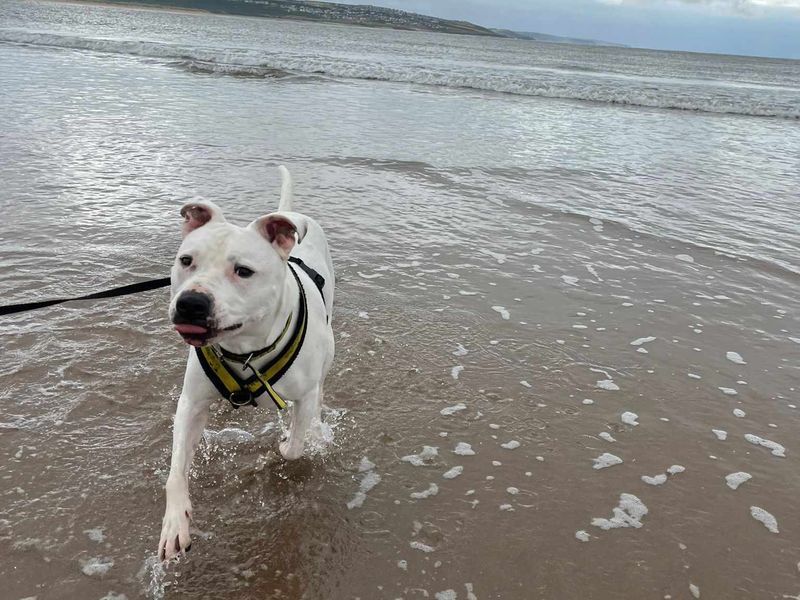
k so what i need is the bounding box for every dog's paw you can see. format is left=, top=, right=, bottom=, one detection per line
left=158, top=500, right=193, bottom=562
left=279, top=440, right=304, bottom=461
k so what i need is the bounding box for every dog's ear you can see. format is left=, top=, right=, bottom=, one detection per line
left=179, top=200, right=225, bottom=237
left=251, top=212, right=308, bottom=261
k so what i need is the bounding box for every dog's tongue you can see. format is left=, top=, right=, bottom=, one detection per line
left=174, top=324, right=208, bottom=335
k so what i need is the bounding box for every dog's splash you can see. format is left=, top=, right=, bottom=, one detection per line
left=138, top=554, right=169, bottom=600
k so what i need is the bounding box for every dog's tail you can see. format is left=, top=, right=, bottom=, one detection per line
left=278, top=165, right=293, bottom=212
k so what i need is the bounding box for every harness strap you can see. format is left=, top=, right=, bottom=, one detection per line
left=194, top=264, right=308, bottom=410
left=216, top=312, right=292, bottom=363
left=288, top=256, right=325, bottom=301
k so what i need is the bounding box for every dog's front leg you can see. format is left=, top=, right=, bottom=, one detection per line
left=158, top=389, right=212, bottom=561
left=279, top=385, right=320, bottom=460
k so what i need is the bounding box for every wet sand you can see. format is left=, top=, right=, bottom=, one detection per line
left=3, top=205, right=799, bottom=599
left=2, top=5, right=800, bottom=598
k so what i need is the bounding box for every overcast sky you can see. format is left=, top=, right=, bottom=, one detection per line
left=347, top=0, right=800, bottom=58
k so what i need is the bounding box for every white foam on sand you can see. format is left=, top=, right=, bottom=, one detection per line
left=465, top=583, right=478, bottom=600
left=597, top=379, right=620, bottom=391
left=667, top=465, right=685, bottom=475
left=593, top=453, right=623, bottom=470
left=80, top=557, right=114, bottom=577
left=591, top=493, right=648, bottom=530
left=410, top=541, right=435, bottom=553
left=453, top=344, right=469, bottom=356
left=520, top=380, right=532, bottom=388
left=84, top=528, right=106, bottom=543
left=435, top=590, right=457, bottom=600
left=575, top=530, right=590, bottom=542
left=492, top=306, right=510, bottom=320
left=454, top=442, right=476, bottom=456
left=561, top=275, right=579, bottom=286
left=630, top=336, right=656, bottom=346
left=443, top=466, right=464, bottom=479
left=726, top=351, right=746, bottom=364
left=402, top=446, right=439, bottom=466
left=690, top=583, right=701, bottom=599
left=750, top=506, right=779, bottom=533
left=500, top=440, right=521, bottom=450
left=347, top=468, right=382, bottom=509
left=451, top=366, right=464, bottom=380
left=675, top=254, right=695, bottom=263
left=712, top=429, right=728, bottom=441
left=688, top=373, right=702, bottom=379
left=621, top=411, right=639, bottom=426
left=582, top=398, right=595, bottom=405
left=641, top=474, right=667, bottom=485
left=733, top=408, right=746, bottom=417
left=411, top=483, right=439, bottom=499
left=725, top=472, right=752, bottom=490
left=719, top=387, right=738, bottom=396
left=599, top=432, right=616, bottom=442
left=441, top=403, right=467, bottom=416
left=744, top=434, right=786, bottom=457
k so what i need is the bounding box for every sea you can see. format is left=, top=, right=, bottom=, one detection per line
left=1, top=1, right=799, bottom=598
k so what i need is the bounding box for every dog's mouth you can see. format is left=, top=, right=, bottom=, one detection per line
left=173, top=322, right=242, bottom=347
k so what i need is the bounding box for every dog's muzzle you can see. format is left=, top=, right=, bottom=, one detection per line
left=173, top=291, right=214, bottom=346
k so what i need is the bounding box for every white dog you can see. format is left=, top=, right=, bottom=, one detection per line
left=158, top=166, right=334, bottom=561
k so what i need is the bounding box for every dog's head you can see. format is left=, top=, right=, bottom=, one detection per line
left=169, top=200, right=306, bottom=347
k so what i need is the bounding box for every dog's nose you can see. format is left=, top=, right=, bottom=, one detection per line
left=175, top=291, right=213, bottom=323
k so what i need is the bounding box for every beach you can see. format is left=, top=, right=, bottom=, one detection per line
left=1, top=1, right=800, bottom=598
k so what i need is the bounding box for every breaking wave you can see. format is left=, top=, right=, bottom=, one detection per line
left=2, top=30, right=799, bottom=119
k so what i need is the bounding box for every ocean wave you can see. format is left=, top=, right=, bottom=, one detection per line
left=2, top=30, right=798, bottom=119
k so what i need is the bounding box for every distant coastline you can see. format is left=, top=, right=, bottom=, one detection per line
left=54, top=0, right=623, bottom=46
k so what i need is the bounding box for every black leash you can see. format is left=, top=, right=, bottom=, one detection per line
left=0, top=258, right=324, bottom=317
left=0, top=277, right=171, bottom=316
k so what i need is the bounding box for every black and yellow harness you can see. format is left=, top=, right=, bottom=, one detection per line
left=195, top=257, right=325, bottom=410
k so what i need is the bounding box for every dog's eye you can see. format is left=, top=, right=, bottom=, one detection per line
left=235, top=265, right=255, bottom=279
left=179, top=255, right=192, bottom=267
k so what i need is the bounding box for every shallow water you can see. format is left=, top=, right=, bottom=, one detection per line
left=1, top=2, right=800, bottom=599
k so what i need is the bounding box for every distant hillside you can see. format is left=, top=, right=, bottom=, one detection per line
left=90, top=0, right=502, bottom=36
left=492, top=28, right=627, bottom=48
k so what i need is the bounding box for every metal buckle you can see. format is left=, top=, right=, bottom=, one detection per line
left=228, top=390, right=257, bottom=409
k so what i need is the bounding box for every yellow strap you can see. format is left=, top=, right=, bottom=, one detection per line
left=201, top=346, right=242, bottom=392
left=198, top=306, right=306, bottom=410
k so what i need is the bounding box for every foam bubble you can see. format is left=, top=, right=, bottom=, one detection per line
left=641, top=474, right=667, bottom=485
left=410, top=483, right=439, bottom=499
left=726, top=352, right=746, bottom=365
left=441, top=403, right=467, bottom=416
left=725, top=472, right=752, bottom=490
left=744, top=434, right=786, bottom=457
left=593, top=453, right=623, bottom=470
left=621, top=412, right=639, bottom=426
left=443, top=466, right=464, bottom=479
left=402, top=446, right=439, bottom=466
left=454, top=442, right=476, bottom=456
left=597, top=379, right=620, bottom=391
left=591, top=493, right=648, bottom=530
left=750, top=506, right=779, bottom=533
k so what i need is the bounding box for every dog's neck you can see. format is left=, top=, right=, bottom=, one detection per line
left=217, top=264, right=299, bottom=357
